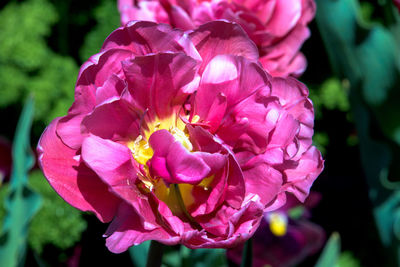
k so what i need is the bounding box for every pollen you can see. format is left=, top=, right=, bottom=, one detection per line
left=128, top=135, right=153, bottom=166
left=170, top=127, right=192, bottom=151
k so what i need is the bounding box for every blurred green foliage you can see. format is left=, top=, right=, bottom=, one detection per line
left=161, top=245, right=228, bottom=267
left=315, top=233, right=361, bottom=267
left=0, top=0, right=78, bottom=124
left=27, top=170, right=87, bottom=254
left=0, top=98, right=41, bottom=267
left=316, top=0, right=400, bottom=265
left=336, top=251, right=361, bottom=267
left=129, top=241, right=150, bottom=267
left=309, top=77, right=350, bottom=119
left=315, top=233, right=341, bottom=267
left=0, top=171, right=87, bottom=255
left=309, top=77, right=350, bottom=154
left=80, top=0, right=120, bottom=61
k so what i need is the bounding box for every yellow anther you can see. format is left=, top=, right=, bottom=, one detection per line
left=191, top=115, right=201, bottom=123
left=268, top=212, right=288, bottom=237
left=128, top=135, right=153, bottom=166
left=171, top=127, right=192, bottom=151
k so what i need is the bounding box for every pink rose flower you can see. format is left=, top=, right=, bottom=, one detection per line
left=37, top=21, right=323, bottom=253
left=118, top=0, right=316, bottom=77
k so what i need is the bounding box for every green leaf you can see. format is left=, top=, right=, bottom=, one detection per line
left=315, top=233, right=341, bottom=267
left=129, top=241, right=150, bottom=267
left=375, top=191, right=400, bottom=246
left=0, top=97, right=42, bottom=267
left=356, top=26, right=397, bottom=106
left=240, top=239, right=252, bottom=267
left=336, top=251, right=361, bottom=267
left=188, top=248, right=227, bottom=267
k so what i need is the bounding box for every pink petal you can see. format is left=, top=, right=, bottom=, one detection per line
left=81, top=135, right=163, bottom=231
left=243, top=163, right=283, bottom=206
left=81, top=99, right=140, bottom=141
left=167, top=4, right=196, bottom=30
left=81, top=134, right=137, bottom=187
left=148, top=129, right=210, bottom=184
left=119, top=1, right=170, bottom=26
left=56, top=114, right=86, bottom=150
left=265, top=0, right=301, bottom=37
left=122, top=52, right=199, bottom=119
left=192, top=201, right=263, bottom=248
left=268, top=112, right=299, bottom=148
left=280, top=146, right=324, bottom=202
left=37, top=118, right=120, bottom=223
left=195, top=55, right=270, bottom=129
left=79, top=49, right=133, bottom=89
left=260, top=25, right=310, bottom=77
left=189, top=20, right=259, bottom=73
left=103, top=21, right=199, bottom=60
left=270, top=76, right=309, bottom=107
left=300, top=0, right=317, bottom=24
left=105, top=202, right=179, bottom=253
left=95, top=74, right=126, bottom=106
left=217, top=90, right=280, bottom=152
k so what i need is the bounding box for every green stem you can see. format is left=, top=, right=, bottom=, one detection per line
left=146, top=241, right=164, bottom=267
left=173, top=184, right=195, bottom=222
left=241, top=238, right=253, bottom=267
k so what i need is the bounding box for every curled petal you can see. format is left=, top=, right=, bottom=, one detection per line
left=105, top=202, right=180, bottom=253
left=103, top=21, right=199, bottom=60
left=82, top=99, right=140, bottom=141
left=37, top=119, right=120, bottom=222
left=189, top=20, right=259, bottom=73
left=149, top=129, right=211, bottom=184
left=122, top=52, right=200, bottom=119
left=279, top=146, right=324, bottom=202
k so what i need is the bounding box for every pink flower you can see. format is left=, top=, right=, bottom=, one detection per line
left=37, top=21, right=323, bottom=253
left=118, top=0, right=316, bottom=77
left=227, top=193, right=325, bottom=267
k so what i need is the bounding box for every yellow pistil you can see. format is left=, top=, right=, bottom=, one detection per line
left=269, top=212, right=288, bottom=236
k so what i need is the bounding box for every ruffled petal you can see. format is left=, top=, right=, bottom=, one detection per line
left=105, top=202, right=180, bottom=253
left=279, top=146, right=324, bottom=202
left=189, top=20, right=259, bottom=73
left=81, top=134, right=137, bottom=186
left=37, top=118, right=120, bottom=222
left=82, top=99, right=140, bottom=141
left=122, top=52, right=200, bottom=119
left=243, top=163, right=283, bottom=206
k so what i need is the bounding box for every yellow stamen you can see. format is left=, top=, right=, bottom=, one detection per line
left=127, top=135, right=153, bottom=166
left=269, top=212, right=288, bottom=237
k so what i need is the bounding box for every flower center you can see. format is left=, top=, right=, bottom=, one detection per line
left=127, top=116, right=200, bottom=218
left=128, top=115, right=191, bottom=166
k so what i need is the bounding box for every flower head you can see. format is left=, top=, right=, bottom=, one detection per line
left=37, top=21, right=323, bottom=253
left=118, top=0, right=316, bottom=77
